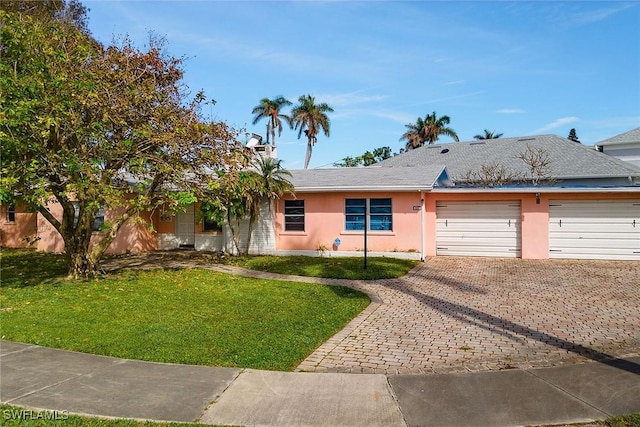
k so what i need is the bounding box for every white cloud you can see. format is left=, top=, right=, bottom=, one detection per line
left=443, top=80, right=466, bottom=86
left=533, top=117, right=580, bottom=134
left=496, top=108, right=526, bottom=114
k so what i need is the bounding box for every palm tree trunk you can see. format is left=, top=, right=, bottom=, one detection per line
left=304, top=139, right=313, bottom=169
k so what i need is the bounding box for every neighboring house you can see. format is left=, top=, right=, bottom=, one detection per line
left=595, top=127, right=640, bottom=168
left=2, top=133, right=639, bottom=261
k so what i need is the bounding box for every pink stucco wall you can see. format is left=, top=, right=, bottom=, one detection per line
left=276, top=192, right=424, bottom=254
left=36, top=201, right=157, bottom=254
left=0, top=202, right=38, bottom=248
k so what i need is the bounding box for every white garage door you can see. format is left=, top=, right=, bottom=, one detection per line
left=549, top=200, right=640, bottom=260
left=436, top=201, right=521, bottom=258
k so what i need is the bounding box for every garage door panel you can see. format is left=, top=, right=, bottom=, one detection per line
left=438, top=245, right=520, bottom=258
left=550, top=237, right=639, bottom=249
left=436, top=201, right=521, bottom=258
left=439, top=224, right=520, bottom=238
left=549, top=224, right=636, bottom=233
left=549, top=200, right=639, bottom=261
left=550, top=251, right=638, bottom=261
left=438, top=237, right=522, bottom=246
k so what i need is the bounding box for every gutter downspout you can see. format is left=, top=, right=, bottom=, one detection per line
left=420, top=196, right=425, bottom=262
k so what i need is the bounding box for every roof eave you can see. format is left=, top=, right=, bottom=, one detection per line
left=431, top=186, right=640, bottom=193
left=293, top=185, right=433, bottom=193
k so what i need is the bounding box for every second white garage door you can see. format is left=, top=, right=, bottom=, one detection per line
left=549, top=200, right=640, bottom=260
left=436, top=201, right=521, bottom=257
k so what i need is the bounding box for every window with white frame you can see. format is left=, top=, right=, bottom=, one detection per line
left=284, top=200, right=305, bottom=231
left=345, top=198, right=392, bottom=231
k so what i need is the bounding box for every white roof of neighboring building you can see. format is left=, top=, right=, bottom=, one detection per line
left=596, top=128, right=640, bottom=146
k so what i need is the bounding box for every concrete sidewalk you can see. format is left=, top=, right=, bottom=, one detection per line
left=2, top=341, right=639, bottom=427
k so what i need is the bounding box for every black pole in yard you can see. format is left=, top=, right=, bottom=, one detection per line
left=364, top=204, right=368, bottom=270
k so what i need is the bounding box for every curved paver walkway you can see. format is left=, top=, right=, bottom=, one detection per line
left=102, top=252, right=640, bottom=375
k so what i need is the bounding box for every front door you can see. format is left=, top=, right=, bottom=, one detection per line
left=175, top=205, right=195, bottom=247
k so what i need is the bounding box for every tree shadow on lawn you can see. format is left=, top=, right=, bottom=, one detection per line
left=0, top=250, right=68, bottom=288
left=383, top=275, right=640, bottom=376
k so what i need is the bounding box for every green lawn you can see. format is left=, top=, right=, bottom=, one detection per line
left=223, top=254, right=419, bottom=280
left=0, top=250, right=369, bottom=371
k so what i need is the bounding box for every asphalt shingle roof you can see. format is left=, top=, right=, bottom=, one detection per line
left=596, top=127, right=640, bottom=146
left=376, top=134, right=640, bottom=181
left=289, top=165, right=448, bottom=192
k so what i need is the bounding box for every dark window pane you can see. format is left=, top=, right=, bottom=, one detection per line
left=285, top=207, right=305, bottom=215
left=370, top=206, right=392, bottom=214
left=345, top=206, right=366, bottom=214
left=285, top=223, right=305, bottom=232
left=370, top=215, right=392, bottom=231
left=345, top=216, right=365, bottom=230
left=284, top=200, right=304, bottom=231
left=204, top=219, right=222, bottom=232
left=7, top=205, right=16, bottom=222
left=370, top=199, right=391, bottom=214
left=92, top=206, right=105, bottom=231
left=285, top=200, right=304, bottom=207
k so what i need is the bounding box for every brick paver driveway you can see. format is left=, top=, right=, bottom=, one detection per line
left=296, top=257, right=640, bottom=375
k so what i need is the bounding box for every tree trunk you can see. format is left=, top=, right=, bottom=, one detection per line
left=67, top=248, right=99, bottom=278
left=304, top=139, right=313, bottom=169
left=63, top=224, right=98, bottom=279
left=226, top=211, right=242, bottom=255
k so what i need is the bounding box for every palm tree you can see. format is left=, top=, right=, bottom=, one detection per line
left=400, top=112, right=459, bottom=150
left=474, top=129, right=503, bottom=140
left=251, top=96, right=292, bottom=146
left=400, top=116, right=428, bottom=150
left=291, top=94, right=334, bottom=169
left=243, top=156, right=293, bottom=254
left=251, top=156, right=294, bottom=203
left=422, top=111, right=459, bottom=145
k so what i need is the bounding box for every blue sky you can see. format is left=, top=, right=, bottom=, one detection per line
left=84, top=1, right=640, bottom=169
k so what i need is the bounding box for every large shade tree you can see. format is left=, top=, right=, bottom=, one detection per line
left=1, top=0, right=89, bottom=32
left=0, top=9, right=246, bottom=277
left=251, top=96, right=292, bottom=146
left=291, top=95, right=333, bottom=169
left=401, top=112, right=459, bottom=150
